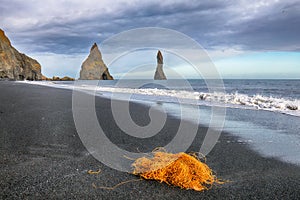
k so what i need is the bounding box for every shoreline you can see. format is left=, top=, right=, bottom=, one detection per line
left=17, top=80, right=300, bottom=118
left=1, top=81, right=300, bottom=199
left=19, top=80, right=300, bottom=165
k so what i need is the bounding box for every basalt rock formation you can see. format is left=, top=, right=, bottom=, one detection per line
left=79, top=43, right=113, bottom=80
left=0, top=29, right=43, bottom=80
left=154, top=50, right=167, bottom=80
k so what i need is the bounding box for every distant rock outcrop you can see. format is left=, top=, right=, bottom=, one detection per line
left=154, top=50, right=167, bottom=80
left=79, top=43, right=113, bottom=80
left=50, top=76, right=75, bottom=81
left=0, top=29, right=43, bottom=80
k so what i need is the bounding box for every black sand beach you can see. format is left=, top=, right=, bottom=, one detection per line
left=1, top=81, right=300, bottom=199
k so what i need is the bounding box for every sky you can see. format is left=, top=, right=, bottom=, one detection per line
left=0, top=0, right=299, bottom=79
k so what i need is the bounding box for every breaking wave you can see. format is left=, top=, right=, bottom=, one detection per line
left=197, top=91, right=299, bottom=114
left=86, top=85, right=300, bottom=116
left=20, top=81, right=300, bottom=117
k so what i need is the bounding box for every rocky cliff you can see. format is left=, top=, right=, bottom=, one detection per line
left=0, top=29, right=43, bottom=80
left=79, top=43, right=113, bottom=80
left=154, top=50, right=167, bottom=80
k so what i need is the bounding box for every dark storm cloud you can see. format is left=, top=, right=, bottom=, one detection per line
left=221, top=1, right=300, bottom=51
left=1, top=0, right=299, bottom=54
left=234, top=17, right=300, bottom=51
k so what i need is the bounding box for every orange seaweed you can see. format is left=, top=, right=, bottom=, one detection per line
left=88, top=169, right=101, bottom=175
left=132, top=150, right=223, bottom=191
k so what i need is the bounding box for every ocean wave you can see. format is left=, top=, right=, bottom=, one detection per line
left=90, top=85, right=300, bottom=116
left=20, top=81, right=300, bottom=117
left=96, top=86, right=299, bottom=116
left=198, top=91, right=299, bottom=114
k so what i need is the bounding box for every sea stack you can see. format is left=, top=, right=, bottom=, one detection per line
left=154, top=50, right=167, bottom=80
left=79, top=43, right=113, bottom=80
left=0, top=29, right=43, bottom=80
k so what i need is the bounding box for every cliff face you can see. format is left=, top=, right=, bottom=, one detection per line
left=0, top=29, right=43, bottom=80
left=154, top=50, right=167, bottom=80
left=79, top=43, right=113, bottom=80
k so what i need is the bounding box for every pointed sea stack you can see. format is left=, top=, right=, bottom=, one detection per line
left=154, top=50, right=167, bottom=80
left=0, top=29, right=43, bottom=80
left=79, top=43, right=113, bottom=80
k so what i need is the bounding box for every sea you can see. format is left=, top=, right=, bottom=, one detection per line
left=22, top=79, right=300, bottom=165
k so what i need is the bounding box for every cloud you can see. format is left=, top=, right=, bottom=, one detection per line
left=222, top=0, right=300, bottom=51
left=2, top=0, right=299, bottom=55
